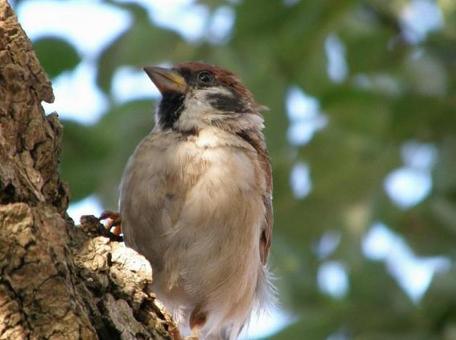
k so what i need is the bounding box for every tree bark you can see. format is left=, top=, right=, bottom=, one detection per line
left=0, top=2, right=177, bottom=339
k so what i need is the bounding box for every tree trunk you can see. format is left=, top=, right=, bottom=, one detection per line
left=0, top=2, right=177, bottom=339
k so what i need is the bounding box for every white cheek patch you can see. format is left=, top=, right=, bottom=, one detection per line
left=175, top=87, right=235, bottom=131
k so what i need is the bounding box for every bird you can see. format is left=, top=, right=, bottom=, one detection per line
left=116, top=62, right=274, bottom=339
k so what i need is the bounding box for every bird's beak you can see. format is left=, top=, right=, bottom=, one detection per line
left=143, top=66, right=187, bottom=94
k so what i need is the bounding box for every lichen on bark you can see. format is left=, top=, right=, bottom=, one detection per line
left=0, top=1, right=176, bottom=339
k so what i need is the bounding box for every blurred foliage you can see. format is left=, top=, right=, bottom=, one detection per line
left=32, top=0, right=456, bottom=338
left=33, top=36, right=81, bottom=78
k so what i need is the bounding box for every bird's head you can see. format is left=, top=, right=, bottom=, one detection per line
left=144, top=62, right=265, bottom=134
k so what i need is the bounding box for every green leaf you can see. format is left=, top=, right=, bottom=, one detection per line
left=33, top=37, right=81, bottom=78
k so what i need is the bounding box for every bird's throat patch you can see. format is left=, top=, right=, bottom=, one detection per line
left=158, top=92, right=185, bottom=129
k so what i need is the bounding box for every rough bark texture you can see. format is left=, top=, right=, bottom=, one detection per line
left=0, top=2, right=177, bottom=339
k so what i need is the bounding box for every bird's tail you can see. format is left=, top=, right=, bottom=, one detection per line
left=255, top=265, right=277, bottom=313
left=225, top=266, right=278, bottom=340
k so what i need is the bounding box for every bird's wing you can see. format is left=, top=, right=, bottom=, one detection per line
left=237, top=129, right=273, bottom=265
left=259, top=149, right=273, bottom=265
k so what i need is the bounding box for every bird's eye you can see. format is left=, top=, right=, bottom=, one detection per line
left=197, top=71, right=214, bottom=85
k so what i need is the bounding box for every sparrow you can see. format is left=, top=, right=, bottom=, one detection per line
left=118, top=62, right=274, bottom=339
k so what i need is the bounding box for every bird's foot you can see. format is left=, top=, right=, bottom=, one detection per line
left=185, top=331, right=200, bottom=340
left=98, top=210, right=123, bottom=241
left=188, top=307, right=206, bottom=340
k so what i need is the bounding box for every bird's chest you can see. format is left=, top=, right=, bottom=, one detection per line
left=163, top=134, right=258, bottom=198
left=120, top=130, right=265, bottom=292
left=123, top=131, right=261, bottom=222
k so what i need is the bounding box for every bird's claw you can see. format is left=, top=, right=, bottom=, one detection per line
left=98, top=210, right=123, bottom=241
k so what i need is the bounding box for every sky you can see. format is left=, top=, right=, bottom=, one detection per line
left=15, top=0, right=448, bottom=338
